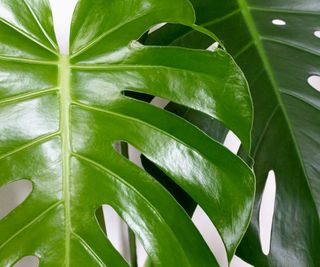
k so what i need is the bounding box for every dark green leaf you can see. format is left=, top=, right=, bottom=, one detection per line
left=146, top=0, right=320, bottom=265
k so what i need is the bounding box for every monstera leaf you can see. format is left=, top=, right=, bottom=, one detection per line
left=0, top=0, right=255, bottom=266
left=146, top=0, right=320, bottom=266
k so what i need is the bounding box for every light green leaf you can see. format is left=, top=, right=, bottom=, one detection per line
left=0, top=0, right=254, bottom=266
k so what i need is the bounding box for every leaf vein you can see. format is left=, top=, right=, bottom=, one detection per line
left=0, top=87, right=59, bottom=106
left=167, top=9, right=241, bottom=46
left=280, top=89, right=320, bottom=112
left=71, top=12, right=150, bottom=58
left=0, top=132, right=60, bottom=160
left=71, top=232, right=106, bottom=267
left=0, top=55, right=57, bottom=65
left=250, top=6, right=320, bottom=16
left=0, top=200, right=63, bottom=250
left=0, top=18, right=57, bottom=55
left=261, top=37, right=320, bottom=56
left=72, top=152, right=194, bottom=267
left=238, top=0, right=320, bottom=221
left=21, top=0, right=58, bottom=50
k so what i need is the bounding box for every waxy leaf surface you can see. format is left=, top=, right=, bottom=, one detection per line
left=0, top=0, right=254, bottom=266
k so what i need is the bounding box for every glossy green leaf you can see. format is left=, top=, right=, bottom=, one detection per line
left=0, top=0, right=254, bottom=266
left=146, top=0, right=320, bottom=266
left=141, top=104, right=229, bottom=217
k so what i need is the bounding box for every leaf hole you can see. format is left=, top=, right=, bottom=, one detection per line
left=136, top=238, right=149, bottom=267
left=259, top=170, right=276, bottom=255
left=97, top=205, right=148, bottom=267
left=14, top=256, right=39, bottom=267
left=223, top=131, right=241, bottom=155
left=100, top=205, right=131, bottom=263
left=121, top=90, right=155, bottom=103
left=193, top=206, right=253, bottom=266
left=307, top=75, right=320, bottom=92
left=114, top=139, right=198, bottom=215
left=192, top=205, right=228, bottom=267
left=0, top=179, right=32, bottom=220
left=141, top=154, right=197, bottom=215
left=207, top=42, right=219, bottom=52
left=113, top=141, right=143, bottom=169
left=231, top=257, right=253, bottom=267
left=150, top=96, right=170, bottom=108
left=113, top=142, right=251, bottom=266
left=272, top=19, right=286, bottom=26
left=314, top=31, right=320, bottom=38
left=148, top=23, right=167, bottom=34
left=121, top=90, right=170, bottom=109
left=113, top=140, right=198, bottom=217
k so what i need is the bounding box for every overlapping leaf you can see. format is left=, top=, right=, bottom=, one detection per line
left=146, top=0, right=320, bottom=265
left=0, top=0, right=254, bottom=266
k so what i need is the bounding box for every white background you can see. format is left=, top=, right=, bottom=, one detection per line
left=0, top=1, right=278, bottom=266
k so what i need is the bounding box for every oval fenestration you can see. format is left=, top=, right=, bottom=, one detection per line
left=259, top=170, right=276, bottom=256
left=271, top=19, right=286, bottom=26
left=14, top=256, right=39, bottom=267
left=313, top=31, right=320, bottom=38
left=0, top=180, right=32, bottom=220
left=307, top=75, right=320, bottom=92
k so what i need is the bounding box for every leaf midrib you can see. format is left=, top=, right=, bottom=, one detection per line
left=237, top=0, right=320, bottom=217
left=59, top=55, right=72, bottom=265
left=57, top=56, right=195, bottom=266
